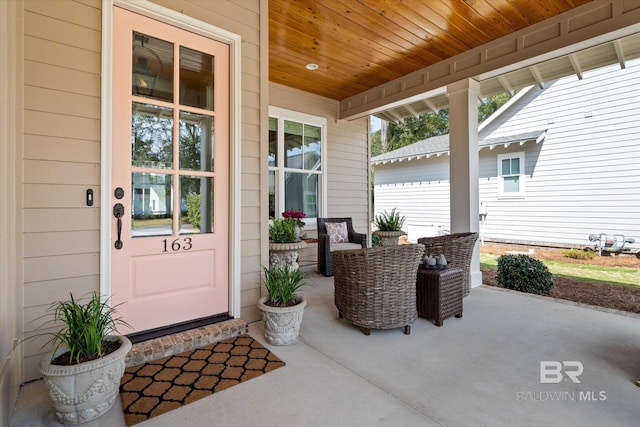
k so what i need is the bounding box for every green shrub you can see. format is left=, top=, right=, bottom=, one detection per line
left=269, top=218, right=297, bottom=243
left=374, top=208, right=406, bottom=231
left=496, top=254, right=554, bottom=295
left=186, top=193, right=201, bottom=228
left=562, top=248, right=596, bottom=260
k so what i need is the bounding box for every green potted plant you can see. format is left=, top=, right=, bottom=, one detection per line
left=282, top=209, right=306, bottom=239
left=257, top=264, right=309, bottom=345
left=269, top=217, right=307, bottom=270
left=269, top=217, right=297, bottom=243
left=373, top=208, right=407, bottom=246
left=39, top=292, right=132, bottom=425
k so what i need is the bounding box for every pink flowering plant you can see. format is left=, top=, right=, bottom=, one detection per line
left=282, top=210, right=306, bottom=228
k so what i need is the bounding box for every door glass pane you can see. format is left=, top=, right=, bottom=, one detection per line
left=268, top=170, right=276, bottom=218
left=180, top=176, right=214, bottom=234
left=269, top=117, right=277, bottom=167
left=132, top=103, right=173, bottom=169
left=179, top=111, right=214, bottom=171
left=180, top=46, right=214, bottom=110
left=284, top=120, right=303, bottom=169
left=304, top=124, right=321, bottom=171
left=285, top=172, right=318, bottom=218
left=131, top=173, right=173, bottom=237
left=132, top=32, right=173, bottom=102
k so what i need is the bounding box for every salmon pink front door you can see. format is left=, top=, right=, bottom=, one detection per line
left=111, top=8, right=229, bottom=334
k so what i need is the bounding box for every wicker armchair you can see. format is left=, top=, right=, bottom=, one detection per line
left=317, top=217, right=367, bottom=276
left=333, top=244, right=424, bottom=335
left=417, top=232, right=479, bottom=297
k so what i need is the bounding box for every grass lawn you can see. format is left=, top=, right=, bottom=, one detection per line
left=480, top=253, right=640, bottom=288
left=132, top=218, right=172, bottom=228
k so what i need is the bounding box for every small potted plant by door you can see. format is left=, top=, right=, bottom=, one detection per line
left=258, top=264, right=309, bottom=345
left=373, top=208, right=407, bottom=246
left=39, top=292, right=132, bottom=425
left=269, top=217, right=307, bottom=271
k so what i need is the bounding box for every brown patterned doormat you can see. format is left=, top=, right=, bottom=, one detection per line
left=119, top=334, right=285, bottom=426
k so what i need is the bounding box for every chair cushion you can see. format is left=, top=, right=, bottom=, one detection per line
left=326, top=222, right=348, bottom=243
left=329, top=242, right=362, bottom=252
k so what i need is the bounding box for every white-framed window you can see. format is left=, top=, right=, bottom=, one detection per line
left=268, top=107, right=326, bottom=228
left=497, top=151, right=525, bottom=197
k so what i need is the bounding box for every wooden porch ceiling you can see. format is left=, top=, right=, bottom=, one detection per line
left=269, top=0, right=640, bottom=121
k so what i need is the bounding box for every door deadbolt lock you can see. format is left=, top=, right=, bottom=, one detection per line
left=114, top=187, right=125, bottom=200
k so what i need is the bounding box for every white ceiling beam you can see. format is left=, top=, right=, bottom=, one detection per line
left=422, top=98, right=438, bottom=113
left=568, top=53, right=584, bottom=80
left=386, top=109, right=404, bottom=123
left=529, top=65, right=545, bottom=89
left=374, top=112, right=391, bottom=122
left=405, top=104, right=420, bottom=118
left=497, top=75, right=514, bottom=94
left=613, top=39, right=626, bottom=69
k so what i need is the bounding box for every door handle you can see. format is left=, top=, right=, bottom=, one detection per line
left=113, top=203, right=125, bottom=249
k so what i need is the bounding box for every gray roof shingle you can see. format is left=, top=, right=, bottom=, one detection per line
left=371, top=130, right=546, bottom=164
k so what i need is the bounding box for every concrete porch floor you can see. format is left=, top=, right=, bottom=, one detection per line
left=10, top=271, right=640, bottom=426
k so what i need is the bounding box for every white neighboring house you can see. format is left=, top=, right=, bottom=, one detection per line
left=372, top=61, right=640, bottom=253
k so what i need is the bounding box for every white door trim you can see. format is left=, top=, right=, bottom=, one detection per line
left=101, top=0, right=242, bottom=317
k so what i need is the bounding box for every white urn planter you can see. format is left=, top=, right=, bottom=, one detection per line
left=373, top=230, right=406, bottom=246
left=258, top=296, right=307, bottom=345
left=39, top=335, right=132, bottom=425
left=269, top=240, right=307, bottom=271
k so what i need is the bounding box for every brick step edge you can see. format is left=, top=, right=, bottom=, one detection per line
left=125, top=318, right=248, bottom=368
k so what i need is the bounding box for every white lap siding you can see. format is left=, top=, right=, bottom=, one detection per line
left=19, top=0, right=265, bottom=382
left=374, top=61, right=640, bottom=250
left=374, top=156, right=451, bottom=238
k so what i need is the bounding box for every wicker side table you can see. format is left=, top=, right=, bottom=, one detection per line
left=416, top=266, right=464, bottom=326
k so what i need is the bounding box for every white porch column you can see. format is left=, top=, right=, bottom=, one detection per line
left=447, top=79, right=481, bottom=289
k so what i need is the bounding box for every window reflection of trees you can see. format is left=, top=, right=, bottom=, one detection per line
left=180, top=122, right=201, bottom=170
left=179, top=112, right=213, bottom=172
left=131, top=103, right=173, bottom=168
left=131, top=105, right=215, bottom=234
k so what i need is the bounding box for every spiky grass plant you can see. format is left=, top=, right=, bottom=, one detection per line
left=262, top=265, right=308, bottom=307
left=374, top=208, right=406, bottom=231
left=45, top=292, right=130, bottom=365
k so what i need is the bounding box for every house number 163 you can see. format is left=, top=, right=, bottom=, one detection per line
left=162, top=237, right=193, bottom=252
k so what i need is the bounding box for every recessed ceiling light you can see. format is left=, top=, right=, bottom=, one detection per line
left=306, top=63, right=319, bottom=70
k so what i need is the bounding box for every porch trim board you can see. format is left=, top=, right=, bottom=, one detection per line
left=0, top=0, right=22, bottom=422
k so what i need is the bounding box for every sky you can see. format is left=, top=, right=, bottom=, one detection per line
left=371, top=115, right=382, bottom=132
